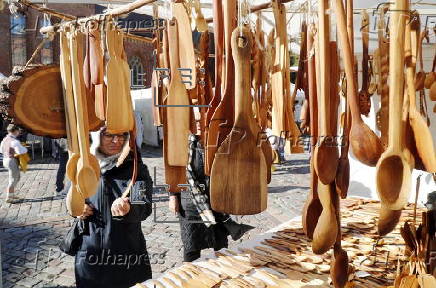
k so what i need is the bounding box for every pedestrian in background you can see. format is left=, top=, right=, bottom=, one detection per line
left=0, top=124, right=28, bottom=203
left=53, top=138, right=69, bottom=192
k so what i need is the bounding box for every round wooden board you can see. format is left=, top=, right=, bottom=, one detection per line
left=2, top=65, right=102, bottom=138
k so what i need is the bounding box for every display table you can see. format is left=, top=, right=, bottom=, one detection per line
left=134, top=198, right=423, bottom=287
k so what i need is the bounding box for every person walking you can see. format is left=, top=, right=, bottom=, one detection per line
left=74, top=127, right=153, bottom=287
left=0, top=124, right=28, bottom=203
left=53, top=138, right=69, bottom=192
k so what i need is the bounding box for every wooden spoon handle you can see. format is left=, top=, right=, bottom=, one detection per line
left=318, top=0, right=330, bottom=135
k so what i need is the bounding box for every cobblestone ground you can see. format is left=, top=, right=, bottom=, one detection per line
left=0, top=146, right=309, bottom=287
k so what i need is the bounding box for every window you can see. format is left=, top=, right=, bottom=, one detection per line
left=129, top=56, right=145, bottom=88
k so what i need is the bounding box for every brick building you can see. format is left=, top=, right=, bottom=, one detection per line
left=0, top=3, right=154, bottom=88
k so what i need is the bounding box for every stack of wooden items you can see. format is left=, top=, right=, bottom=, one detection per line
left=135, top=198, right=435, bottom=287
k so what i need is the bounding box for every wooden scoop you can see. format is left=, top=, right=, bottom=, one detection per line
left=314, top=0, right=339, bottom=185
left=334, top=0, right=383, bottom=167
left=166, top=19, right=190, bottom=167
left=68, top=30, right=100, bottom=199
left=376, top=0, right=411, bottom=211
left=406, top=13, right=436, bottom=173
left=210, top=27, right=267, bottom=215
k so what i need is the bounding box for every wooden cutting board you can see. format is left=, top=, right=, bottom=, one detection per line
left=166, top=19, right=190, bottom=167
left=172, top=2, right=196, bottom=90
left=210, top=27, right=267, bottom=215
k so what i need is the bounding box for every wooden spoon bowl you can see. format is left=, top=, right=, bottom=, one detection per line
left=424, top=72, right=435, bottom=89
left=77, top=159, right=99, bottom=199
left=66, top=153, right=80, bottom=182
left=314, top=140, right=339, bottom=184
left=66, top=185, right=85, bottom=216
left=415, top=71, right=426, bottom=91
left=336, top=157, right=350, bottom=199
left=349, top=124, right=383, bottom=166
left=377, top=204, right=402, bottom=236
left=331, top=247, right=349, bottom=287
left=376, top=153, right=411, bottom=210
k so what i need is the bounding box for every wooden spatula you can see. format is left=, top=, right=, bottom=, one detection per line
left=166, top=19, right=190, bottom=167
left=105, top=21, right=134, bottom=134
left=172, top=2, right=196, bottom=90
left=210, top=27, right=267, bottom=215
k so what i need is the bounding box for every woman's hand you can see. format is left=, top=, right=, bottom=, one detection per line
left=168, top=195, right=180, bottom=215
left=78, top=204, right=94, bottom=220
left=111, top=197, right=131, bottom=216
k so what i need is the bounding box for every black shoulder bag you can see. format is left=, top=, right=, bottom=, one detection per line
left=59, top=218, right=88, bottom=256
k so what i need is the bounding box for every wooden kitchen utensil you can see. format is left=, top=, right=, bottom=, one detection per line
left=172, top=2, right=196, bottom=90
left=378, top=204, right=402, bottom=236
left=330, top=184, right=348, bottom=288
left=205, top=0, right=236, bottom=175
left=334, top=0, right=383, bottom=167
left=210, top=27, right=267, bottom=215
left=302, top=25, right=322, bottom=240
left=60, top=31, right=84, bottom=216
left=68, top=30, right=100, bottom=199
left=105, top=21, right=134, bottom=134
left=193, top=0, right=208, bottom=32
left=377, top=5, right=389, bottom=148
left=88, top=22, right=105, bottom=120
left=358, top=10, right=371, bottom=116
left=166, top=19, right=190, bottom=167
left=314, top=0, right=339, bottom=185
left=406, top=14, right=436, bottom=173
left=376, top=0, right=412, bottom=210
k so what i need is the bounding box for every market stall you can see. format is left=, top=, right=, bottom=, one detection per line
left=0, top=0, right=435, bottom=287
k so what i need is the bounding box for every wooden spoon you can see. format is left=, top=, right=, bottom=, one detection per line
left=330, top=183, right=348, bottom=288
left=406, top=13, right=436, bottom=173
left=314, top=0, right=338, bottom=185
left=69, top=30, right=100, bottom=199
left=376, top=0, right=412, bottom=211
left=166, top=19, right=190, bottom=167
left=415, top=30, right=428, bottom=91
left=88, top=24, right=105, bottom=121
left=205, top=0, right=236, bottom=176
left=334, top=0, right=383, bottom=167
left=302, top=25, right=322, bottom=240
left=358, top=10, right=371, bottom=116
left=210, top=27, right=267, bottom=215
left=60, top=31, right=84, bottom=215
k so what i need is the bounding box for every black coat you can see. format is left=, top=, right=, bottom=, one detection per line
left=75, top=154, right=153, bottom=288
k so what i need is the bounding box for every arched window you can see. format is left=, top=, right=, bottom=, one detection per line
left=129, top=56, right=144, bottom=88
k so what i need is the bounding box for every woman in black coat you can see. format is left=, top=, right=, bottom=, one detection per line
left=74, top=128, right=153, bottom=288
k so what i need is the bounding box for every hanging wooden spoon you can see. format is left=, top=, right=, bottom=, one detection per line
left=60, top=31, right=84, bottom=216
left=88, top=21, right=105, bottom=121
left=334, top=0, right=383, bottom=167
left=415, top=30, right=428, bottom=91
left=68, top=30, right=100, bottom=199
left=358, top=10, right=371, bottom=116
left=302, top=25, right=322, bottom=239
left=405, top=13, right=436, bottom=173
left=314, top=0, right=338, bottom=185
left=210, top=26, right=267, bottom=215
left=376, top=0, right=412, bottom=211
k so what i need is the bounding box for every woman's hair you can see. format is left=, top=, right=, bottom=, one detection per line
left=7, top=124, right=19, bottom=133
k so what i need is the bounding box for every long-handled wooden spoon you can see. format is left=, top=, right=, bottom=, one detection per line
left=334, top=0, right=383, bottom=167
left=314, top=0, right=339, bottom=185
left=376, top=0, right=412, bottom=211
left=60, top=30, right=84, bottom=216
left=68, top=30, right=100, bottom=199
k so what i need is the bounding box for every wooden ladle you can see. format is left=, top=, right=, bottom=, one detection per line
left=376, top=0, right=412, bottom=211
left=68, top=30, right=100, bottom=199
left=334, top=0, right=383, bottom=167
left=406, top=13, right=436, bottom=173
left=314, top=0, right=339, bottom=185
